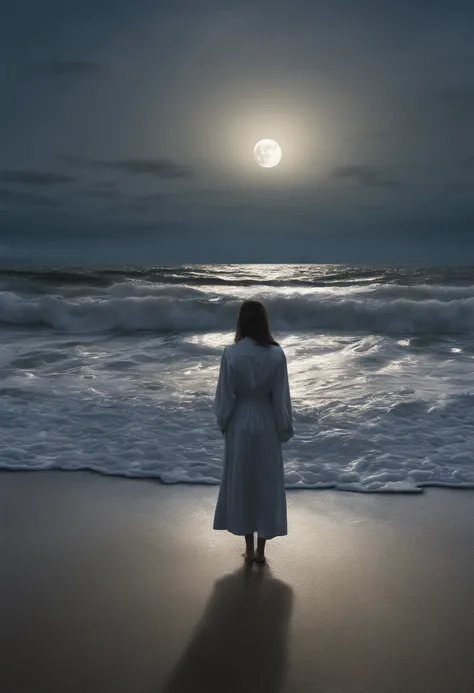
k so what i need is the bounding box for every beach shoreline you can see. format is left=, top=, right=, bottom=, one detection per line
left=2, top=470, right=474, bottom=693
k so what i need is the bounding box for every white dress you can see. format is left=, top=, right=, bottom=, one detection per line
left=213, top=337, right=294, bottom=539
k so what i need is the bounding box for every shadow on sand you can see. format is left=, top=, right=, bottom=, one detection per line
left=161, top=562, right=294, bottom=693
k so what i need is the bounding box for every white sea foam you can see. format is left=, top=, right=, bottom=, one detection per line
left=1, top=327, right=473, bottom=492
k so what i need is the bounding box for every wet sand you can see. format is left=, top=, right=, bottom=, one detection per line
left=2, top=470, right=474, bottom=693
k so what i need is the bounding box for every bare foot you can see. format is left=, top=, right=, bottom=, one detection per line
left=242, top=551, right=255, bottom=564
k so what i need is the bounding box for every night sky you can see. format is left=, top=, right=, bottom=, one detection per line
left=1, top=0, right=473, bottom=264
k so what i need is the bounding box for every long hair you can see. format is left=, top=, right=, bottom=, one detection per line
left=234, top=300, right=279, bottom=347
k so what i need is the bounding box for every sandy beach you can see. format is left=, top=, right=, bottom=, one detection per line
left=2, top=471, right=474, bottom=693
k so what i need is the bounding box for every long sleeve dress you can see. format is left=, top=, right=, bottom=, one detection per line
left=212, top=337, right=294, bottom=539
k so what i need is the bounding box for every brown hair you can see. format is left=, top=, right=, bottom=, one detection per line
left=234, top=300, right=279, bottom=347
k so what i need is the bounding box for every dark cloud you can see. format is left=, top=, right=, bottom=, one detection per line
left=331, top=165, right=402, bottom=188
left=0, top=170, right=75, bottom=186
left=95, top=158, right=194, bottom=178
left=31, top=60, right=103, bottom=75
left=0, top=189, right=60, bottom=208
left=60, top=154, right=194, bottom=179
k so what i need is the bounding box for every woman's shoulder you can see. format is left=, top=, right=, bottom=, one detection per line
left=226, top=340, right=284, bottom=355
left=269, top=343, right=284, bottom=356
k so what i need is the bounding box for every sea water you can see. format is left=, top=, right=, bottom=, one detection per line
left=1, top=264, right=473, bottom=492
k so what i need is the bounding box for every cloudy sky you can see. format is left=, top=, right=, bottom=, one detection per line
left=1, top=0, right=473, bottom=264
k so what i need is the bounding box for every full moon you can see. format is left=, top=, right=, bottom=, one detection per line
left=253, top=139, right=282, bottom=168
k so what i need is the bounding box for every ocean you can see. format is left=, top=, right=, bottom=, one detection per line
left=1, top=264, right=473, bottom=492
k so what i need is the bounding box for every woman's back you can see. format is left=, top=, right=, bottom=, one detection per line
left=226, top=337, right=282, bottom=400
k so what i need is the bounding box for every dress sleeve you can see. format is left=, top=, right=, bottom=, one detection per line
left=214, top=347, right=236, bottom=434
left=271, top=351, right=295, bottom=443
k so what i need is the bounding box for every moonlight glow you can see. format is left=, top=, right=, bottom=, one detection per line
left=253, top=139, right=282, bottom=168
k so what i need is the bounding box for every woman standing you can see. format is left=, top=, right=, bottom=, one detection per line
left=213, top=300, right=294, bottom=564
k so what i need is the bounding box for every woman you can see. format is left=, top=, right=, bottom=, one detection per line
left=213, top=300, right=294, bottom=564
